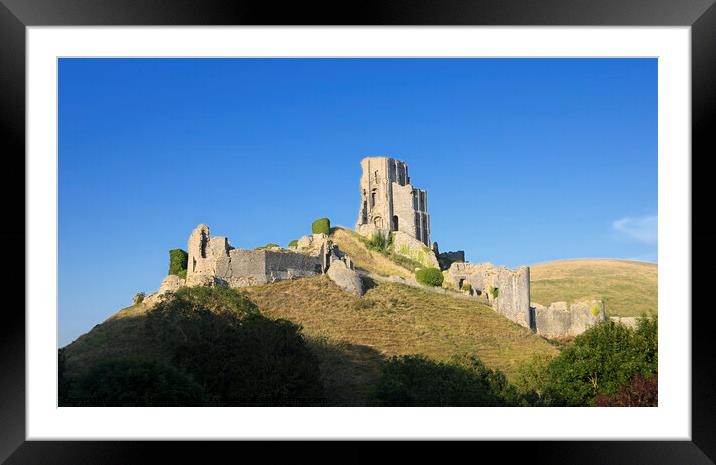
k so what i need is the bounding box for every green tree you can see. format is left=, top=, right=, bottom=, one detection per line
left=539, top=318, right=658, bottom=406
left=145, top=286, right=325, bottom=406
left=370, top=354, right=516, bottom=406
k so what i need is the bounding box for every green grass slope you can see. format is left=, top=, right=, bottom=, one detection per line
left=530, top=259, right=658, bottom=318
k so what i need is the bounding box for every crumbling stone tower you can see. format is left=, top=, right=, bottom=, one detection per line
left=355, top=156, right=430, bottom=245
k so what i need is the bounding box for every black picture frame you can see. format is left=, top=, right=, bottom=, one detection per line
left=1, top=1, right=714, bottom=463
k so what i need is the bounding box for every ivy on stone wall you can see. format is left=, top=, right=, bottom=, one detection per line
left=168, top=249, right=188, bottom=277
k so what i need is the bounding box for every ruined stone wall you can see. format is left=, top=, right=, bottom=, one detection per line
left=446, top=262, right=531, bottom=327
left=355, top=156, right=430, bottom=245
left=392, top=230, right=440, bottom=269
left=186, top=224, right=322, bottom=288
left=532, top=300, right=606, bottom=338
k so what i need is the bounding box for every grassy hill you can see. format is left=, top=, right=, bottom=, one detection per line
left=329, top=227, right=414, bottom=277
left=530, top=259, right=658, bottom=318
left=62, top=274, right=557, bottom=406
left=244, top=276, right=557, bottom=405
left=61, top=231, right=655, bottom=405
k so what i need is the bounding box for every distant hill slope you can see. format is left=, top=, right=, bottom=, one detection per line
left=530, top=259, right=658, bottom=318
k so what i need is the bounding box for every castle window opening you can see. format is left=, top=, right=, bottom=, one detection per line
left=371, top=191, right=376, bottom=208
left=392, top=215, right=399, bottom=231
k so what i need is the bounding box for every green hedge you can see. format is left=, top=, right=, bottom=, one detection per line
left=168, top=249, right=188, bottom=277
left=415, top=267, right=444, bottom=287
left=311, top=218, right=331, bottom=235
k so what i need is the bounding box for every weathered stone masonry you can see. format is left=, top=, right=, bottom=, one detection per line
left=182, top=224, right=364, bottom=296
left=355, top=157, right=431, bottom=246
left=446, top=262, right=531, bottom=327
left=186, top=224, right=323, bottom=288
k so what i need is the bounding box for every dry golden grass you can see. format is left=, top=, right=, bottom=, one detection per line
left=329, top=227, right=413, bottom=278
left=530, top=259, right=658, bottom=318
left=244, top=275, right=557, bottom=400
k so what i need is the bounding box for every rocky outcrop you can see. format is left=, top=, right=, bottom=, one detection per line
left=144, top=274, right=186, bottom=305
left=327, top=256, right=364, bottom=296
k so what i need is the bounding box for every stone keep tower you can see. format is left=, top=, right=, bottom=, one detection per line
left=355, top=156, right=431, bottom=245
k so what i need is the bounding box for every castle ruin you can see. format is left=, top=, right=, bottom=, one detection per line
left=355, top=157, right=431, bottom=246
left=144, top=155, right=606, bottom=339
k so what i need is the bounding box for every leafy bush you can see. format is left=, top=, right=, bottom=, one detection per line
left=168, top=249, right=188, bottom=276
left=176, top=269, right=187, bottom=279
left=365, top=231, right=391, bottom=253
left=143, top=286, right=325, bottom=406
left=133, top=292, right=146, bottom=305
left=415, top=267, right=444, bottom=287
left=594, top=373, right=658, bottom=407
left=490, top=286, right=499, bottom=300
left=591, top=303, right=601, bottom=317
left=524, top=318, right=658, bottom=406
left=461, top=283, right=472, bottom=293
left=288, top=239, right=298, bottom=248
left=370, top=354, right=517, bottom=406
left=311, top=218, right=331, bottom=235
left=512, top=353, right=555, bottom=406
left=62, top=359, right=207, bottom=406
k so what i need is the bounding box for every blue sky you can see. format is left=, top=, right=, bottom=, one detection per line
left=59, top=58, right=657, bottom=347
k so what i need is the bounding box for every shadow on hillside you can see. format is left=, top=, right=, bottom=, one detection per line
left=361, top=276, right=378, bottom=291
left=305, top=337, right=385, bottom=406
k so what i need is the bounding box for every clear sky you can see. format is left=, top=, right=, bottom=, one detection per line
left=59, top=58, right=657, bottom=347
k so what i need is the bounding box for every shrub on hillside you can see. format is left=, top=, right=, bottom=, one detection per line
left=311, top=218, right=331, bottom=235
left=365, top=231, right=391, bottom=253
left=521, top=318, right=658, bottom=406
left=133, top=292, right=146, bottom=305
left=144, top=286, right=325, bottom=406
left=288, top=239, right=298, bottom=248
left=61, top=359, right=207, bottom=406
left=415, top=267, right=444, bottom=287
left=168, top=249, right=188, bottom=277
left=370, top=354, right=517, bottom=406
left=594, top=373, right=658, bottom=406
